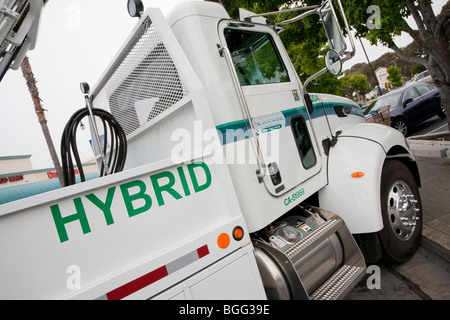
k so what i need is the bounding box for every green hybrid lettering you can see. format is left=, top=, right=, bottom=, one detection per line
left=151, top=171, right=183, bottom=206
left=177, top=166, right=191, bottom=197
left=188, top=162, right=212, bottom=192
left=50, top=162, right=212, bottom=243
left=85, top=187, right=116, bottom=225
left=120, top=180, right=152, bottom=218
left=51, top=197, right=91, bottom=243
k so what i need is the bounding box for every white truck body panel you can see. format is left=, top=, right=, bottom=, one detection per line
left=318, top=136, right=386, bottom=233
left=317, top=97, right=412, bottom=233
left=153, top=243, right=266, bottom=300
left=0, top=156, right=266, bottom=299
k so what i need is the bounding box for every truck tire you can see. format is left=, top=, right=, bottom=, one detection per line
left=378, top=160, right=422, bottom=263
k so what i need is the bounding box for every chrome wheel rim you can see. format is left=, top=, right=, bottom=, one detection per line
left=394, top=120, right=407, bottom=135
left=387, top=180, right=420, bottom=241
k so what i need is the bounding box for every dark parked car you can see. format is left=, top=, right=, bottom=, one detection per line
left=364, top=83, right=446, bottom=136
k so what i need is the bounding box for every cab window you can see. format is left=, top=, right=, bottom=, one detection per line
left=224, top=28, right=290, bottom=86
left=291, top=116, right=316, bottom=169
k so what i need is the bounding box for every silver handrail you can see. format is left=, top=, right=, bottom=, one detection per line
left=243, top=5, right=320, bottom=22
left=219, top=45, right=267, bottom=182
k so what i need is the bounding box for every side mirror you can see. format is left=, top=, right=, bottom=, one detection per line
left=324, top=49, right=342, bottom=76
left=319, top=1, right=347, bottom=54
left=404, top=98, right=413, bottom=107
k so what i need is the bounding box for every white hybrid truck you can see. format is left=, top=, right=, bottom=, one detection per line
left=0, top=0, right=423, bottom=300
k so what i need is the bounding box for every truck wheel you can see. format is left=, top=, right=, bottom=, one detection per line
left=378, top=160, right=422, bottom=264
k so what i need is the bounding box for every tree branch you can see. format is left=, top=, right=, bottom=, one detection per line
left=405, top=0, right=435, bottom=44
left=388, top=43, right=428, bottom=67
left=403, top=0, right=450, bottom=77
left=434, top=9, right=450, bottom=38
left=417, top=0, right=437, bottom=32
left=406, top=0, right=427, bottom=35
left=402, top=22, right=429, bottom=50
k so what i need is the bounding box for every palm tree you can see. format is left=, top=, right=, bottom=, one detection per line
left=21, top=55, right=64, bottom=187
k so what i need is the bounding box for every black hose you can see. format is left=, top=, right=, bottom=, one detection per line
left=61, top=108, right=127, bottom=187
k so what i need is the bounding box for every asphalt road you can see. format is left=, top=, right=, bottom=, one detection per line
left=345, top=246, right=450, bottom=300
left=407, top=115, right=448, bottom=137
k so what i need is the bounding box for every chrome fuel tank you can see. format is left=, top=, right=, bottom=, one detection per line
left=252, top=206, right=366, bottom=300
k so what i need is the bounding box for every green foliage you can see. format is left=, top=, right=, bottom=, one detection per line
left=340, top=0, right=409, bottom=47
left=410, top=63, right=426, bottom=76
left=387, top=65, right=403, bottom=87
left=341, top=72, right=371, bottom=99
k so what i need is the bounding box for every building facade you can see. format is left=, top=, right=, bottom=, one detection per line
left=0, top=155, right=99, bottom=204
left=375, top=67, right=389, bottom=88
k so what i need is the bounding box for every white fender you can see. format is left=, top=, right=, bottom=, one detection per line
left=318, top=123, right=412, bottom=234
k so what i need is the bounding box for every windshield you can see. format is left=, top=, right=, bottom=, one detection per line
left=365, top=92, right=402, bottom=114
left=224, top=28, right=290, bottom=86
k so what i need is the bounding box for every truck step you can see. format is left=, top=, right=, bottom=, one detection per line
left=283, top=218, right=343, bottom=260
left=253, top=208, right=367, bottom=300
left=310, top=264, right=366, bottom=300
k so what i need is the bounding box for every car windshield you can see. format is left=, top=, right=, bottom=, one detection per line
left=365, top=92, right=402, bottom=114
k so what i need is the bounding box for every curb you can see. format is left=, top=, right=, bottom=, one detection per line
left=407, top=132, right=450, bottom=262
left=421, top=225, right=450, bottom=263
left=407, top=132, right=450, bottom=159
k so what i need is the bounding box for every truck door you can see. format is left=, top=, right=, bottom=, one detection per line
left=219, top=22, right=322, bottom=196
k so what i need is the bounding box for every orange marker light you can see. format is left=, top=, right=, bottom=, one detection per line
left=217, top=233, right=230, bottom=249
left=233, top=226, right=244, bottom=241
left=351, top=172, right=365, bottom=178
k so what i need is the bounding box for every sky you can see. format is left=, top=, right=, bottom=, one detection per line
left=0, top=0, right=446, bottom=170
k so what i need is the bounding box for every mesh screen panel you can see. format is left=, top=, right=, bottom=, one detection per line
left=92, top=17, right=189, bottom=137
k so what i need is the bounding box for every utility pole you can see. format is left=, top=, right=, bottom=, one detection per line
left=21, top=55, right=64, bottom=187
left=359, top=37, right=382, bottom=96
